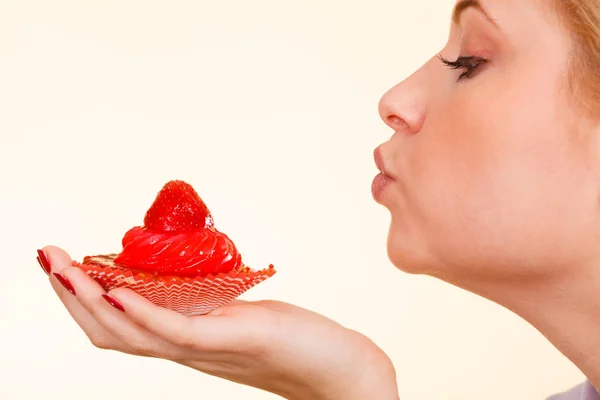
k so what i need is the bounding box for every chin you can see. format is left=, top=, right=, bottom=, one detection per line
left=386, top=224, right=436, bottom=276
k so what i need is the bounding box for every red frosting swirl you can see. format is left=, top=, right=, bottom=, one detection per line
left=113, top=226, right=243, bottom=277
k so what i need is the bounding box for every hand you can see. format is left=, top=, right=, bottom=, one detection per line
left=40, top=246, right=400, bottom=400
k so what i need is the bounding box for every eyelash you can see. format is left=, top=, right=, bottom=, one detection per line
left=438, top=55, right=488, bottom=81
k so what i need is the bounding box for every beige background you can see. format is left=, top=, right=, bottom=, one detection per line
left=0, top=0, right=585, bottom=399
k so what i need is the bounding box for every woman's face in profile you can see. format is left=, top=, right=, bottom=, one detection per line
left=376, top=0, right=600, bottom=281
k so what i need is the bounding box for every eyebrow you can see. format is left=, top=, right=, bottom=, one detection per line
left=452, top=0, right=499, bottom=29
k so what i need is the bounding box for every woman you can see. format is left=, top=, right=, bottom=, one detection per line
left=38, top=0, right=600, bottom=398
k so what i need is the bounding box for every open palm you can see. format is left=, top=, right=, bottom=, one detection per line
left=42, top=246, right=399, bottom=400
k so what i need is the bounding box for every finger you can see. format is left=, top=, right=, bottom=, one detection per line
left=108, top=287, right=242, bottom=352
left=43, top=246, right=131, bottom=353
left=42, top=245, right=74, bottom=275
left=59, top=265, right=188, bottom=359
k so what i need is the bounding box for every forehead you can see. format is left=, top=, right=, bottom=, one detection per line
left=453, top=0, right=570, bottom=50
left=455, top=0, right=563, bottom=25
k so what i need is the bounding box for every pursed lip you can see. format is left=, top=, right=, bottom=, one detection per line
left=374, top=146, right=395, bottom=180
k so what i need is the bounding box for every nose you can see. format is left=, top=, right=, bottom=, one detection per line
left=378, top=67, right=428, bottom=134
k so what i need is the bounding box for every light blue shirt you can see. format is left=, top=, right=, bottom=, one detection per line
left=548, top=381, right=600, bottom=400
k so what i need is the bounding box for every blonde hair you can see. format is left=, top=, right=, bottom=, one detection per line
left=555, top=0, right=600, bottom=113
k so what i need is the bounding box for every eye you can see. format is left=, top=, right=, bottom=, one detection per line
left=438, top=55, right=488, bottom=81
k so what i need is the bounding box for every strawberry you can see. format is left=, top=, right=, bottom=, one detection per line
left=143, top=180, right=213, bottom=233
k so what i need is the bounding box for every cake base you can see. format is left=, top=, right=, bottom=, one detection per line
left=73, top=255, right=276, bottom=316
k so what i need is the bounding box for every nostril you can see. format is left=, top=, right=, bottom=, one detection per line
left=387, top=115, right=402, bottom=126
left=386, top=115, right=409, bottom=131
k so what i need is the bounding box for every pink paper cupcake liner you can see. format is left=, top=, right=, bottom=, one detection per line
left=73, top=255, right=276, bottom=316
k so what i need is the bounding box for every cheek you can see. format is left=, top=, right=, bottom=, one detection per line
left=391, top=76, right=596, bottom=272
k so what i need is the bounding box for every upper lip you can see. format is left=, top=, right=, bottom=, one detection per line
left=374, top=146, right=394, bottom=179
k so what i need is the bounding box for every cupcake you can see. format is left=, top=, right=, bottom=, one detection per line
left=73, top=180, right=275, bottom=316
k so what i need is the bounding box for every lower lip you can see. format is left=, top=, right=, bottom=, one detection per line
left=371, top=173, right=394, bottom=201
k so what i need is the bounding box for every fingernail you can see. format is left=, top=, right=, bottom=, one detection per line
left=36, top=256, right=48, bottom=275
left=53, top=273, right=76, bottom=295
left=102, top=294, right=125, bottom=312
left=37, top=249, right=51, bottom=275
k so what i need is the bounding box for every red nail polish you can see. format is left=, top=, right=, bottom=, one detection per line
left=53, top=273, right=76, bottom=295
left=37, top=256, right=48, bottom=275
left=37, top=249, right=51, bottom=275
left=102, top=294, right=125, bottom=312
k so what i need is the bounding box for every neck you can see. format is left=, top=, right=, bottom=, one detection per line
left=446, top=264, right=600, bottom=389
